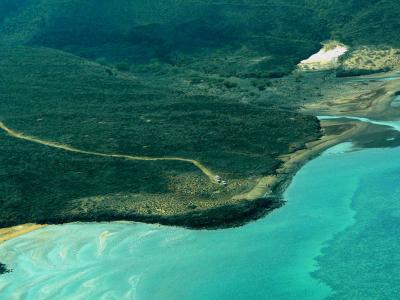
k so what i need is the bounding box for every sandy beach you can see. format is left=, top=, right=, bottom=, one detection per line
left=0, top=224, right=45, bottom=245
left=304, top=71, right=400, bottom=118
left=234, top=119, right=368, bottom=201
left=236, top=71, right=400, bottom=201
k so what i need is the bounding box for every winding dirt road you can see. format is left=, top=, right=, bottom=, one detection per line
left=0, top=121, right=217, bottom=182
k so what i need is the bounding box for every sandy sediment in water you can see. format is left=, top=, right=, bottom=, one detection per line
left=304, top=71, right=400, bottom=118
left=237, top=71, right=400, bottom=201
left=234, top=119, right=367, bottom=201
left=0, top=224, right=45, bottom=245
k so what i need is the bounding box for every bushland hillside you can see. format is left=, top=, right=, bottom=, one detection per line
left=0, top=46, right=320, bottom=227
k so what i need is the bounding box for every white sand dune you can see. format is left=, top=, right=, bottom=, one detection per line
left=299, top=44, right=348, bottom=70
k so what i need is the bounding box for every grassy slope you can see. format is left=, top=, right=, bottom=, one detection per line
left=0, top=46, right=320, bottom=228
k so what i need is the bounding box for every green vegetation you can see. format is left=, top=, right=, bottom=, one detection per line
left=0, top=0, right=329, bottom=77
left=0, top=263, right=11, bottom=274
left=0, top=0, right=27, bottom=22
left=336, top=46, right=400, bottom=77
left=309, top=0, right=400, bottom=47
left=0, top=46, right=320, bottom=228
left=115, top=62, right=131, bottom=72
left=3, top=0, right=400, bottom=74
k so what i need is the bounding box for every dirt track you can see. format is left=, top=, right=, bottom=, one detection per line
left=0, top=121, right=217, bottom=183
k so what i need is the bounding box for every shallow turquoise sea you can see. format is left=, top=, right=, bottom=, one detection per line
left=1, top=123, right=400, bottom=299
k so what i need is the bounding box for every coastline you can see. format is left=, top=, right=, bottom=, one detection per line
left=0, top=224, right=45, bottom=245
left=303, top=71, right=400, bottom=119
left=174, top=70, right=400, bottom=228
left=1, top=72, right=399, bottom=247
left=0, top=122, right=372, bottom=235
left=233, top=119, right=367, bottom=202
left=220, top=71, right=400, bottom=226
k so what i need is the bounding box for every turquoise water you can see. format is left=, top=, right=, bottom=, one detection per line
left=1, top=120, right=400, bottom=299
left=315, top=148, right=400, bottom=299
left=391, top=95, right=400, bottom=108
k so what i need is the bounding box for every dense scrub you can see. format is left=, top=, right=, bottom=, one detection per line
left=0, top=46, right=321, bottom=227
left=3, top=0, right=400, bottom=77
left=309, top=0, right=400, bottom=46
left=0, top=0, right=328, bottom=77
